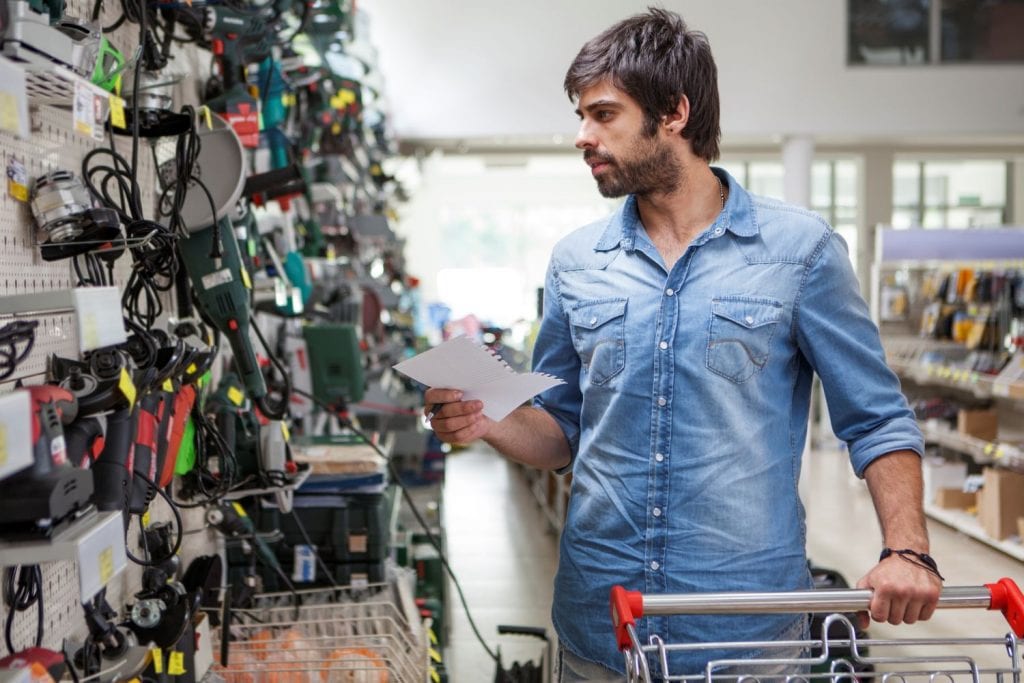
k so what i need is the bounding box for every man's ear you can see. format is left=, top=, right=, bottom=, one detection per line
left=663, top=94, right=691, bottom=134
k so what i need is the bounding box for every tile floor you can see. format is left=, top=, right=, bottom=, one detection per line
left=441, top=444, right=1024, bottom=681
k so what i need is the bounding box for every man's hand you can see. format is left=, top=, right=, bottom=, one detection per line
left=423, top=388, right=492, bottom=445
left=856, top=554, right=942, bottom=626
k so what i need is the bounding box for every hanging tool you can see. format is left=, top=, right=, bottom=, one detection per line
left=0, top=385, right=93, bottom=539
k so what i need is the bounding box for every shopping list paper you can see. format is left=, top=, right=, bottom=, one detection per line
left=391, top=336, right=565, bottom=421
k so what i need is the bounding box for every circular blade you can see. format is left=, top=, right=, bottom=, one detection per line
left=178, top=113, right=246, bottom=233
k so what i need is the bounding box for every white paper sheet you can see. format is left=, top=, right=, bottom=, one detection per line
left=392, top=336, right=565, bottom=421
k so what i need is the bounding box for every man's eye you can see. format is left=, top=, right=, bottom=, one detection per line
left=596, top=111, right=613, bottom=121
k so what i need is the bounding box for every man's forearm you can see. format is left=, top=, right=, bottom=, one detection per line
left=483, top=405, right=572, bottom=471
left=863, top=450, right=930, bottom=550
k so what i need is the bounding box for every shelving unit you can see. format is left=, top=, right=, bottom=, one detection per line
left=872, top=227, right=1024, bottom=561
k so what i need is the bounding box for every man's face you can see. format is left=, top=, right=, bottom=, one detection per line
left=573, top=80, right=680, bottom=198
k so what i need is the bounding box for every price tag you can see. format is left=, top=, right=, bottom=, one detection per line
left=81, top=315, right=100, bottom=351
left=200, top=105, right=213, bottom=129
left=141, top=510, right=150, bottom=528
left=983, top=443, right=995, bottom=456
left=429, top=648, right=442, bottom=663
left=995, top=446, right=1006, bottom=459
left=152, top=648, right=164, bottom=674
left=119, top=368, right=137, bottom=410
left=430, top=670, right=441, bottom=683
left=427, top=628, right=438, bottom=646
left=240, top=266, right=252, bottom=290
left=280, top=422, right=290, bottom=442
left=226, top=386, right=244, bottom=406
left=6, top=157, right=28, bottom=202
left=167, top=651, right=185, bottom=676
left=73, top=80, right=106, bottom=140
left=99, top=546, right=114, bottom=583
left=0, top=93, right=20, bottom=136
left=231, top=502, right=248, bottom=518
left=162, top=379, right=174, bottom=392
left=109, top=94, right=126, bottom=129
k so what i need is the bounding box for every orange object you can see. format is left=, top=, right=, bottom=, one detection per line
left=321, top=648, right=388, bottom=682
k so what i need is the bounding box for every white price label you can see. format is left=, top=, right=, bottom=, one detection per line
left=201, top=268, right=234, bottom=290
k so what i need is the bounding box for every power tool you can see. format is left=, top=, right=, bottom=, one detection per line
left=0, top=385, right=93, bottom=539
left=203, top=5, right=272, bottom=147
left=1, top=0, right=101, bottom=77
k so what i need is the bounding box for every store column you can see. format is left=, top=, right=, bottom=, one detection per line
left=782, top=135, right=814, bottom=208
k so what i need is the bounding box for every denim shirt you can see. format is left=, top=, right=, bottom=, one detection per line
left=532, top=168, right=923, bottom=674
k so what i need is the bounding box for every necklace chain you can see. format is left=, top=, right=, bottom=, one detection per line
left=715, top=174, right=725, bottom=210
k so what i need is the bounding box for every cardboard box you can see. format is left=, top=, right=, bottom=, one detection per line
left=978, top=467, right=1024, bottom=540
left=957, top=408, right=999, bottom=441
left=922, top=456, right=967, bottom=504
left=934, top=487, right=977, bottom=510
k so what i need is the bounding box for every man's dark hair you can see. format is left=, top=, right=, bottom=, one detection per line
left=564, top=7, right=721, bottom=162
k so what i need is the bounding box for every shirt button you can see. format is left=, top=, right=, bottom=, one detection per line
left=665, top=288, right=674, bottom=296
left=714, top=227, right=724, bottom=236
left=650, top=561, right=660, bottom=571
left=745, top=315, right=754, bottom=324
left=652, top=507, right=662, bottom=517
left=655, top=453, right=664, bottom=462
left=657, top=396, right=667, bottom=407
left=659, top=341, right=668, bottom=350
left=589, top=317, right=597, bottom=325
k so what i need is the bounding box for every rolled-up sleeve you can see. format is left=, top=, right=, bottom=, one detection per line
left=794, top=232, right=923, bottom=477
left=532, top=258, right=583, bottom=473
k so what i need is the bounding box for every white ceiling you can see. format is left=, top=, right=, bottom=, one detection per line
left=361, top=0, right=1024, bottom=152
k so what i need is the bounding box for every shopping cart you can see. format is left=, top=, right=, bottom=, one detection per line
left=209, top=581, right=428, bottom=682
left=610, top=577, right=1024, bottom=682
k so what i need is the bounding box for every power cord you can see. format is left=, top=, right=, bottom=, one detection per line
left=0, top=320, right=39, bottom=381
left=289, top=386, right=501, bottom=665
left=3, top=565, right=43, bottom=655
left=125, top=471, right=183, bottom=567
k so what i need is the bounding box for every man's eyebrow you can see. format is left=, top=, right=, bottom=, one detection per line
left=574, top=99, right=624, bottom=117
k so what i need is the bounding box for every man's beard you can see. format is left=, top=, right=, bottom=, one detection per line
left=586, top=132, right=681, bottom=198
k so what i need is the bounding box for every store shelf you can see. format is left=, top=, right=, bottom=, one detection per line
left=23, top=63, right=107, bottom=107
left=919, top=420, right=1024, bottom=472
left=924, top=503, right=1024, bottom=562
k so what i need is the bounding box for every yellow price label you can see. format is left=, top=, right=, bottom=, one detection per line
left=226, top=386, right=244, bottom=406
left=430, top=670, right=441, bottom=683
left=186, top=363, right=197, bottom=375
left=141, top=510, right=151, bottom=528
left=0, top=92, right=20, bottom=134
left=331, top=121, right=341, bottom=135
left=99, top=546, right=114, bottom=583
left=280, top=422, right=290, bottom=442
left=983, top=443, right=995, bottom=456
left=82, top=315, right=100, bottom=350
left=119, top=368, right=137, bottom=410
left=109, top=95, right=126, bottom=129
left=7, top=179, right=28, bottom=202
left=240, top=266, right=252, bottom=290
left=995, top=446, right=1006, bottom=459
left=163, top=379, right=174, bottom=392
left=429, top=648, right=442, bottom=663
left=151, top=648, right=164, bottom=674
left=201, top=106, right=213, bottom=129
left=427, top=628, right=437, bottom=645
left=0, top=425, right=6, bottom=468
left=231, top=502, right=248, bottom=518
left=167, top=651, right=185, bottom=676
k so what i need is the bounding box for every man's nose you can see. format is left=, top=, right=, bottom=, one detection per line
left=575, top=120, right=596, bottom=150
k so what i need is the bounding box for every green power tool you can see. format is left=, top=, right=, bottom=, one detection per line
left=173, top=112, right=278, bottom=414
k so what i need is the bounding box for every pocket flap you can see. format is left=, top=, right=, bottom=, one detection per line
left=570, top=298, right=627, bottom=330
left=712, top=297, right=783, bottom=329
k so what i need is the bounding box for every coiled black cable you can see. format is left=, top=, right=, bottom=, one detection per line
left=3, top=565, right=44, bottom=654
left=0, top=320, right=38, bottom=381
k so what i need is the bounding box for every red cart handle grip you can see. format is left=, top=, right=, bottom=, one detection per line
left=610, top=585, right=644, bottom=651
left=987, top=577, right=1024, bottom=638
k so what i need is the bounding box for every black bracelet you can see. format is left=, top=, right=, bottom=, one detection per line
left=879, top=547, right=945, bottom=581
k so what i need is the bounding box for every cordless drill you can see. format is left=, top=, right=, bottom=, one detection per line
left=203, top=6, right=271, bottom=147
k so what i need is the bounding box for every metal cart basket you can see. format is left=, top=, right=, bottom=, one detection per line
left=610, top=577, right=1024, bottom=682
left=210, top=581, right=427, bottom=682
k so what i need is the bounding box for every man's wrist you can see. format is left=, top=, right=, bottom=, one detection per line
left=879, top=547, right=945, bottom=581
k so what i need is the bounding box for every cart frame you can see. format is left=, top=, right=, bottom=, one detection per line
left=609, top=577, right=1024, bottom=682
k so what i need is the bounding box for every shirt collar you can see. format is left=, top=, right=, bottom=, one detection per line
left=592, top=167, right=759, bottom=253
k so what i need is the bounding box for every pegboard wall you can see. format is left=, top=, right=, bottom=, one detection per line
left=0, top=0, right=218, bottom=661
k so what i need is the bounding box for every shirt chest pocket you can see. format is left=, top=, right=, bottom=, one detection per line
left=706, top=296, right=784, bottom=383
left=570, top=298, right=627, bottom=386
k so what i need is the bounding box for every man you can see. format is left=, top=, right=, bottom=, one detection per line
left=426, top=8, right=941, bottom=680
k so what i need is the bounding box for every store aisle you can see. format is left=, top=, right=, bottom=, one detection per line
left=443, top=444, right=1024, bottom=680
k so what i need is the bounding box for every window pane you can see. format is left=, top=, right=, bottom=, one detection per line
left=835, top=161, right=858, bottom=206
left=945, top=207, right=1006, bottom=227
left=892, top=208, right=920, bottom=228
left=717, top=160, right=747, bottom=186
left=748, top=162, right=785, bottom=200
left=848, top=0, right=930, bottom=65
left=811, top=162, right=832, bottom=208
left=941, top=0, right=1024, bottom=62
left=922, top=208, right=947, bottom=227
left=893, top=161, right=921, bottom=206
left=922, top=160, right=1006, bottom=207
